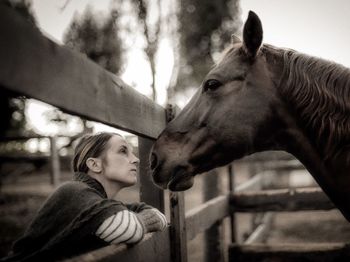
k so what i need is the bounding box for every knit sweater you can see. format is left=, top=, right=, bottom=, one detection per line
left=1, top=172, right=155, bottom=262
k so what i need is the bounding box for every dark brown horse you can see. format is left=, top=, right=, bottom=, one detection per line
left=151, top=11, right=350, bottom=221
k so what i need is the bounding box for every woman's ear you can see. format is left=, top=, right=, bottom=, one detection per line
left=86, top=157, right=103, bottom=173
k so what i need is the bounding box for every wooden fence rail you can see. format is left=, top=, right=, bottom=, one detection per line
left=0, top=3, right=166, bottom=139
left=0, top=2, right=170, bottom=261
left=185, top=195, right=230, bottom=241
left=244, top=213, right=273, bottom=244
left=229, top=243, right=350, bottom=262
left=231, top=187, right=334, bottom=212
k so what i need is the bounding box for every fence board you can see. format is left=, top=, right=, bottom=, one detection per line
left=234, top=173, right=263, bottom=193
left=227, top=164, right=237, bottom=243
left=244, top=213, right=273, bottom=244
left=185, top=195, right=230, bottom=241
left=229, top=243, right=350, bottom=262
left=170, top=192, right=187, bottom=262
left=0, top=3, right=166, bottom=139
left=64, top=230, right=171, bottom=262
left=231, top=187, right=334, bottom=212
left=203, top=170, right=224, bottom=262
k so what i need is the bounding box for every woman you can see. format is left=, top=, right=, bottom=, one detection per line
left=3, top=132, right=167, bottom=261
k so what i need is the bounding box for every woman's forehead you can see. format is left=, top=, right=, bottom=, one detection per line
left=109, top=135, right=131, bottom=149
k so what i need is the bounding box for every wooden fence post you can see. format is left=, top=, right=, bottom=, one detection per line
left=170, top=191, right=187, bottom=262
left=138, top=137, right=165, bottom=213
left=228, top=163, right=237, bottom=243
left=49, top=136, right=60, bottom=186
left=164, top=104, right=188, bottom=262
left=203, top=169, right=224, bottom=262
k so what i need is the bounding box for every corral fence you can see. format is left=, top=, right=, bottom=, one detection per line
left=1, top=3, right=349, bottom=261
left=0, top=135, right=73, bottom=187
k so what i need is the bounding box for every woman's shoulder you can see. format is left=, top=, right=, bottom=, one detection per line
left=54, top=180, right=89, bottom=195
left=48, top=180, right=101, bottom=204
left=58, top=180, right=89, bottom=191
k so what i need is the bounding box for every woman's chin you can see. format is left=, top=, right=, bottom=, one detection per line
left=123, top=177, right=138, bottom=187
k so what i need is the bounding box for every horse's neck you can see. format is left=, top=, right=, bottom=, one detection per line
left=267, top=47, right=350, bottom=221
left=273, top=102, right=350, bottom=220
left=272, top=48, right=350, bottom=160
left=284, top=126, right=350, bottom=220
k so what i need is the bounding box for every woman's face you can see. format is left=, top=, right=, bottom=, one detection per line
left=101, top=135, right=139, bottom=187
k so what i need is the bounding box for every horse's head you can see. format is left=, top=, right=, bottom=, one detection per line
left=151, top=11, right=284, bottom=191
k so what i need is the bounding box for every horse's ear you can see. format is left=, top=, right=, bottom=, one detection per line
left=243, top=11, right=263, bottom=58
left=231, top=34, right=241, bottom=45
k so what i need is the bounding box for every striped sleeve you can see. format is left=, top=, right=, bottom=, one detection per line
left=95, top=210, right=144, bottom=244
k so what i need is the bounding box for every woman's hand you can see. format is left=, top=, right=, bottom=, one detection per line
left=136, top=208, right=168, bottom=233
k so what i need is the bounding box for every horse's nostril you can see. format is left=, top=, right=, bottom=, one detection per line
left=150, top=153, right=158, bottom=170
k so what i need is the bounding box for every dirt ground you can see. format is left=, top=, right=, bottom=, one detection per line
left=1, top=164, right=350, bottom=261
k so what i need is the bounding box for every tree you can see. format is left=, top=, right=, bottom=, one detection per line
left=130, top=0, right=162, bottom=102
left=170, top=0, right=241, bottom=96
left=64, top=6, right=123, bottom=74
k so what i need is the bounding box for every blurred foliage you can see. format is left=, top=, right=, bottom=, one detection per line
left=0, top=92, right=27, bottom=137
left=130, top=0, right=161, bottom=101
left=174, top=0, right=241, bottom=92
left=0, top=0, right=37, bottom=138
left=63, top=5, right=123, bottom=75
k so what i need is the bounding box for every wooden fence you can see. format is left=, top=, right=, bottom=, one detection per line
left=0, top=135, right=67, bottom=187
left=1, top=3, right=169, bottom=261
left=1, top=3, right=348, bottom=261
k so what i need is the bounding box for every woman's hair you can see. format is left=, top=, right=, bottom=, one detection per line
left=73, top=132, right=120, bottom=173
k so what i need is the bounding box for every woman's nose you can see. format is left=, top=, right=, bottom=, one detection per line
left=131, top=153, right=140, bottom=164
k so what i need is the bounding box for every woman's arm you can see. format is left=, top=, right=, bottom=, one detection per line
left=125, top=202, right=153, bottom=212
left=95, top=207, right=168, bottom=245
left=95, top=210, right=144, bottom=244
left=136, top=208, right=168, bottom=232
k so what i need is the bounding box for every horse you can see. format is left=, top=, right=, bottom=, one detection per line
left=150, top=11, right=350, bottom=222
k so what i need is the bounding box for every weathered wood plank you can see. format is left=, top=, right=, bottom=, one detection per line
left=170, top=192, right=187, bottom=262
left=259, top=160, right=304, bottom=171
left=229, top=243, right=350, bottom=262
left=185, top=194, right=230, bottom=241
left=228, top=164, right=237, bottom=243
left=244, top=213, right=273, bottom=244
left=138, top=137, right=165, bottom=212
left=238, top=151, right=294, bottom=163
left=64, top=230, right=171, bottom=262
left=0, top=3, right=166, bottom=139
left=231, top=187, right=334, bottom=212
left=234, top=173, right=263, bottom=193
left=203, top=170, right=224, bottom=262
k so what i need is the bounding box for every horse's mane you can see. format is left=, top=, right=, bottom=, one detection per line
left=265, top=45, right=350, bottom=159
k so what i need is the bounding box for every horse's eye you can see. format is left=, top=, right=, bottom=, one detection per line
left=203, top=79, right=222, bottom=92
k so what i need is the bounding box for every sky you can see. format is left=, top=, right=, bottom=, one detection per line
left=26, top=0, right=350, bottom=136
left=240, top=0, right=350, bottom=67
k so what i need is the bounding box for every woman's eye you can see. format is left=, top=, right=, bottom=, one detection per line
left=203, top=79, right=222, bottom=92
left=119, top=148, right=127, bottom=154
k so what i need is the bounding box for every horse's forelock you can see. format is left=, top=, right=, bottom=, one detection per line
left=214, top=44, right=242, bottom=67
